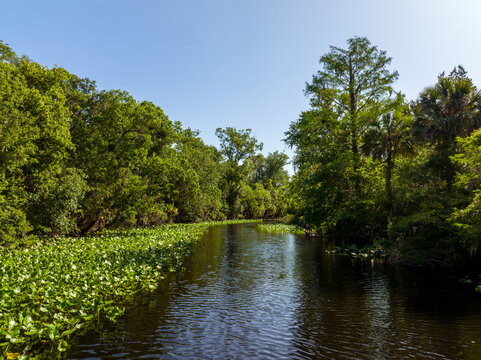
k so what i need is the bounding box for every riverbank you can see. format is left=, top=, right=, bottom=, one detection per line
left=0, top=220, right=258, bottom=359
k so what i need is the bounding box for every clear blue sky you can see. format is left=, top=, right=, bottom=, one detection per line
left=3, top=0, right=481, bottom=172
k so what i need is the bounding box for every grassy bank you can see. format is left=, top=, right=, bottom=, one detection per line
left=257, top=223, right=305, bottom=235
left=0, top=220, right=258, bottom=359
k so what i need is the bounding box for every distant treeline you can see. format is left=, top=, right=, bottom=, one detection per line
left=286, top=37, right=481, bottom=266
left=0, top=41, right=290, bottom=247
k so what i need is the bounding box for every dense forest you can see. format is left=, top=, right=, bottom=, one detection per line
left=0, top=41, right=289, bottom=248
left=286, top=37, right=481, bottom=267
left=2, top=37, right=481, bottom=268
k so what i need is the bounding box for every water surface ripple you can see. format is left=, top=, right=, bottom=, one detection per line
left=67, top=223, right=481, bottom=359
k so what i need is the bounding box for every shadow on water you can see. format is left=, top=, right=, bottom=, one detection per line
left=67, top=223, right=481, bottom=359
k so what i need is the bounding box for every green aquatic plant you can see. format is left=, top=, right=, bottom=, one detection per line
left=325, top=243, right=384, bottom=258
left=257, top=223, right=305, bottom=235
left=0, top=220, right=253, bottom=358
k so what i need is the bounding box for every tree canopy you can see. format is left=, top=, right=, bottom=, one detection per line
left=287, top=37, right=481, bottom=265
left=0, top=42, right=289, bottom=246
left=4, top=36, right=481, bottom=267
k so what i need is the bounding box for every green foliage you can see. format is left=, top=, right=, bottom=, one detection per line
left=28, top=168, right=88, bottom=235
left=450, top=190, right=481, bottom=248
left=0, top=41, right=291, bottom=248
left=388, top=210, right=461, bottom=265
left=305, top=36, right=398, bottom=158
left=257, top=223, right=304, bottom=235
left=0, top=188, right=34, bottom=248
left=247, top=152, right=290, bottom=219
left=413, top=66, right=481, bottom=187
left=215, top=127, right=263, bottom=164
left=361, top=96, right=415, bottom=219
left=172, top=129, right=224, bottom=222
left=452, top=128, right=481, bottom=190
left=240, top=183, right=271, bottom=219
left=390, top=148, right=441, bottom=216
left=325, top=243, right=383, bottom=258
left=286, top=37, right=481, bottom=266
left=286, top=106, right=385, bottom=236
left=0, top=50, right=80, bottom=243
left=69, top=89, right=176, bottom=231
left=216, top=127, right=264, bottom=219
left=450, top=129, right=481, bottom=248
left=252, top=151, right=289, bottom=187
left=384, top=144, right=468, bottom=265
left=0, top=221, right=256, bottom=357
left=0, top=41, right=17, bottom=65
left=332, top=200, right=387, bottom=247
left=286, top=37, right=398, bottom=239
left=377, top=68, right=481, bottom=265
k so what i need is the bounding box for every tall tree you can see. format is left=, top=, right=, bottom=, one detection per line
left=252, top=151, right=289, bottom=187
left=215, top=127, right=263, bottom=218
left=286, top=37, right=398, bottom=236
left=305, top=36, right=398, bottom=192
left=170, top=128, right=223, bottom=222
left=285, top=107, right=354, bottom=230
left=413, top=66, right=481, bottom=188
left=0, top=50, right=88, bottom=242
left=70, top=89, right=174, bottom=232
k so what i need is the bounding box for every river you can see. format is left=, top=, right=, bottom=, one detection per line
left=66, top=223, right=481, bottom=359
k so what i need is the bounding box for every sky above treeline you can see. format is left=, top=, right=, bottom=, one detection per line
left=3, top=0, right=481, bottom=173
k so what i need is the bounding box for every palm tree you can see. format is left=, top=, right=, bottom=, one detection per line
left=412, top=66, right=481, bottom=188
left=362, top=101, right=414, bottom=221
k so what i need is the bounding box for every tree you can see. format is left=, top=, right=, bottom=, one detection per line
left=305, top=36, right=398, bottom=192
left=215, top=127, right=263, bottom=218
left=450, top=129, right=481, bottom=249
left=0, top=40, right=16, bottom=62
left=285, top=107, right=358, bottom=231
left=361, top=96, right=414, bottom=220
left=413, top=66, right=481, bottom=188
left=215, top=127, right=263, bottom=164
left=248, top=152, right=290, bottom=218
left=286, top=37, right=398, bottom=236
left=0, top=49, right=88, bottom=242
left=168, top=128, right=223, bottom=222
left=253, top=151, right=289, bottom=187
left=69, top=89, right=175, bottom=232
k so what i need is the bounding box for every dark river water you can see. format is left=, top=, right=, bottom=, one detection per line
left=67, top=223, right=481, bottom=359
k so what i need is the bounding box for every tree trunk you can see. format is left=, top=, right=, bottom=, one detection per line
left=349, top=56, right=360, bottom=196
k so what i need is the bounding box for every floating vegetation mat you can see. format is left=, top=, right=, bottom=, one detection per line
left=0, top=220, right=257, bottom=359
left=257, top=223, right=305, bottom=235
left=325, top=244, right=384, bottom=258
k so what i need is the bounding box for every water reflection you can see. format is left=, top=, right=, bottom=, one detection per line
left=67, top=223, right=481, bottom=359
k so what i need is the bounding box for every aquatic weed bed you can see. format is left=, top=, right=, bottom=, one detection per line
left=257, top=223, right=305, bottom=235
left=325, top=243, right=384, bottom=258
left=0, top=220, right=257, bottom=359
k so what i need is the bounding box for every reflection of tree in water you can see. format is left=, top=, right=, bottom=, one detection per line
left=290, top=244, right=481, bottom=359
left=288, top=240, right=377, bottom=358
left=221, top=224, right=241, bottom=267
left=67, top=224, right=481, bottom=359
